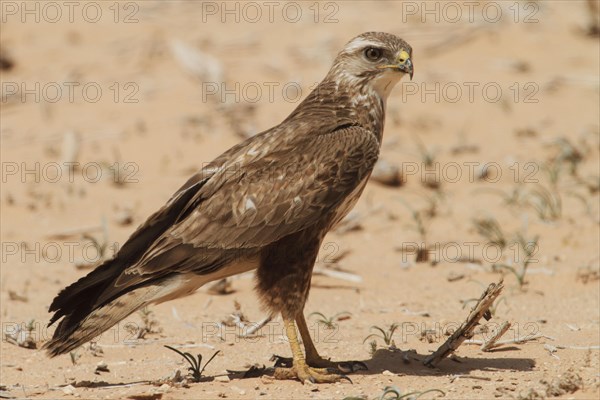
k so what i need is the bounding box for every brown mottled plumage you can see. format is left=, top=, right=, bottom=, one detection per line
left=45, top=32, right=413, bottom=383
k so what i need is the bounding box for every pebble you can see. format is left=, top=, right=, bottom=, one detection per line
left=372, top=159, right=404, bottom=187
left=95, top=361, right=109, bottom=373
left=62, top=385, right=77, bottom=396
left=231, top=385, right=245, bottom=395
left=215, top=375, right=231, bottom=382
left=114, top=209, right=134, bottom=226
left=157, top=384, right=170, bottom=393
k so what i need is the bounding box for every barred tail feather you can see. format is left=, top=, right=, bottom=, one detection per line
left=44, top=285, right=163, bottom=356
left=45, top=269, right=201, bottom=357
left=44, top=174, right=210, bottom=357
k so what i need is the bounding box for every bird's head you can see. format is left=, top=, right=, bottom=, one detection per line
left=328, top=32, right=413, bottom=101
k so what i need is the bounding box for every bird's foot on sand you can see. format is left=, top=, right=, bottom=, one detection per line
left=271, top=353, right=367, bottom=376
left=273, top=362, right=351, bottom=384
left=305, top=355, right=368, bottom=374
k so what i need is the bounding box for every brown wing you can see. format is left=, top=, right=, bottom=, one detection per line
left=109, top=127, right=379, bottom=291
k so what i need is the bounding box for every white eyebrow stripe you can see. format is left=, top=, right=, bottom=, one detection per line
left=344, top=38, right=382, bottom=52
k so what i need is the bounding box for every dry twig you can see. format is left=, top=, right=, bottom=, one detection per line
left=423, top=279, right=504, bottom=367
left=480, top=321, right=511, bottom=352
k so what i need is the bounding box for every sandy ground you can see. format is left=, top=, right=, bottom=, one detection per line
left=1, top=1, right=599, bottom=399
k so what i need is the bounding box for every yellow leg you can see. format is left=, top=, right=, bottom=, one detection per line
left=285, top=318, right=306, bottom=367
left=296, top=313, right=368, bottom=373
left=273, top=318, right=349, bottom=384
left=296, top=313, right=329, bottom=366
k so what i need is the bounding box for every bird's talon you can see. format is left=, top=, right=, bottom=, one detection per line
left=349, top=360, right=368, bottom=372
left=334, top=360, right=368, bottom=373
left=274, top=363, right=350, bottom=384
left=337, top=363, right=352, bottom=374
left=306, top=356, right=368, bottom=374
left=270, top=354, right=292, bottom=368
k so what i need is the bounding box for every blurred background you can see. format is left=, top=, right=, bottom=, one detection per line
left=1, top=1, right=599, bottom=399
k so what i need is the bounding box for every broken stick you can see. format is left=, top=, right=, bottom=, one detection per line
left=480, top=320, right=512, bottom=351
left=423, top=279, right=504, bottom=367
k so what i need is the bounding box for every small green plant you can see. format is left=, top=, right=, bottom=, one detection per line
left=415, top=191, right=444, bottom=219
left=542, top=159, right=563, bottom=187
left=309, top=311, right=351, bottom=329
left=398, top=199, right=431, bottom=262
left=136, top=307, right=162, bottom=339
left=164, top=345, right=220, bottom=383
left=474, top=184, right=527, bottom=210
left=124, top=307, right=161, bottom=340
left=414, top=136, right=441, bottom=190
left=526, top=185, right=562, bottom=221
left=408, top=206, right=428, bottom=244
left=368, top=340, right=378, bottom=356
left=472, top=217, right=508, bottom=250
left=551, top=137, right=584, bottom=176
left=348, top=386, right=444, bottom=400
left=414, top=136, right=437, bottom=168
left=473, top=214, right=542, bottom=289
left=5, top=319, right=38, bottom=349
left=25, top=319, right=35, bottom=333
left=493, top=232, right=539, bottom=289
left=363, top=323, right=399, bottom=347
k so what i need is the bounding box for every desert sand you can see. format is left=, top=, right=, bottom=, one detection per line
left=1, top=1, right=599, bottom=399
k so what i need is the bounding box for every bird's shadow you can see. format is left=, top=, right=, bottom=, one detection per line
left=59, top=348, right=535, bottom=388
left=62, top=348, right=535, bottom=388
left=226, top=347, right=534, bottom=381
left=352, top=347, right=535, bottom=377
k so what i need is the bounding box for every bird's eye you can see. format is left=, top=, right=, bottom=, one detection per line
left=364, top=47, right=383, bottom=61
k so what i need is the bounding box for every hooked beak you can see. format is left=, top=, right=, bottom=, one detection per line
left=377, top=49, right=414, bottom=80
left=399, top=57, right=414, bottom=80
